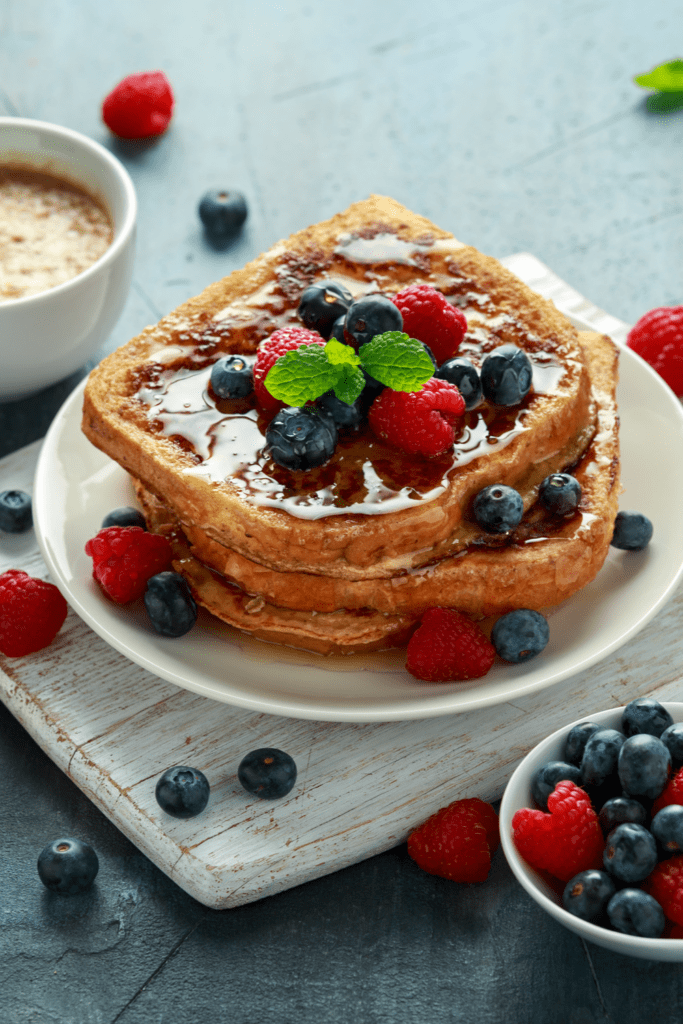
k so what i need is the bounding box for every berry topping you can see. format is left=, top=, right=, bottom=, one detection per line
left=315, top=390, right=363, bottom=431
left=643, top=855, right=683, bottom=925
left=564, top=722, right=603, bottom=766
left=538, top=473, right=582, bottom=517
left=627, top=305, right=683, bottom=395
left=481, top=345, right=533, bottom=406
left=580, top=728, right=625, bottom=788
left=144, top=572, right=198, bottom=638
left=198, top=190, right=248, bottom=238
left=102, top=70, right=174, bottom=139
left=344, top=294, right=403, bottom=350
left=407, top=798, right=499, bottom=883
left=435, top=357, right=482, bottom=410
left=254, top=326, right=326, bottom=410
left=651, top=805, right=683, bottom=855
left=661, top=723, right=683, bottom=767
left=85, top=526, right=173, bottom=605
left=652, top=766, right=683, bottom=816
left=611, top=511, right=653, bottom=550
left=155, top=766, right=210, bottom=818
left=563, top=869, right=616, bottom=923
left=606, top=889, right=665, bottom=937
left=622, top=697, right=673, bottom=738
left=368, top=377, right=465, bottom=457
left=598, top=796, right=647, bottom=837
left=0, top=489, right=32, bottom=533
left=491, top=609, right=549, bottom=664
left=472, top=484, right=524, bottom=534
left=101, top=506, right=147, bottom=530
left=406, top=607, right=496, bottom=682
left=329, top=313, right=346, bottom=344
left=238, top=748, right=297, bottom=800
left=265, top=406, right=337, bottom=471
left=37, top=838, right=99, bottom=895
left=0, top=570, right=68, bottom=657
left=391, top=284, right=467, bottom=365
left=511, top=780, right=604, bottom=882
left=298, top=281, right=353, bottom=339
left=603, top=822, right=658, bottom=883
left=210, top=354, right=254, bottom=399
left=531, top=761, right=582, bottom=811
left=617, top=734, right=671, bottom=800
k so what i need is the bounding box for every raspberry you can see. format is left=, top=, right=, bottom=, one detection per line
left=369, top=377, right=465, bottom=456
left=627, top=305, right=683, bottom=395
left=392, top=285, right=467, bottom=364
left=511, top=780, right=604, bottom=882
left=0, top=570, right=68, bottom=657
left=407, top=797, right=500, bottom=883
left=406, top=607, right=496, bottom=682
left=652, top=766, right=683, bottom=816
left=642, top=855, right=683, bottom=926
left=253, top=327, right=326, bottom=410
left=102, top=71, right=174, bottom=139
left=85, top=526, right=173, bottom=604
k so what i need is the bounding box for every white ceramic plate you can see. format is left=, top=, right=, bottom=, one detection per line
left=33, top=341, right=683, bottom=723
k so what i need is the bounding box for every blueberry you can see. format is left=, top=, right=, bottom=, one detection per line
left=144, top=572, right=198, bottom=638
left=580, top=728, right=626, bottom=788
left=0, top=489, right=32, bottom=533
left=298, top=281, right=353, bottom=339
left=329, top=314, right=347, bottom=344
left=598, top=796, right=647, bottom=837
left=538, top=474, right=582, bottom=517
left=198, top=189, right=248, bottom=237
left=564, top=722, right=603, bottom=767
left=37, top=838, right=99, bottom=895
left=358, top=367, right=385, bottom=413
left=421, top=343, right=438, bottom=369
left=660, top=723, right=683, bottom=767
left=606, top=889, right=665, bottom=938
left=480, top=345, right=533, bottom=406
left=472, top=484, right=524, bottom=533
left=316, top=391, right=363, bottom=432
left=491, top=609, right=549, bottom=664
left=210, top=355, right=254, bottom=399
left=611, top=511, right=653, bottom=550
left=238, top=748, right=297, bottom=800
left=265, top=406, right=337, bottom=471
left=155, top=766, right=210, bottom=818
left=531, top=760, right=582, bottom=811
left=101, top=506, right=146, bottom=530
left=618, top=733, right=671, bottom=800
left=562, top=869, right=615, bottom=923
left=603, top=822, right=658, bottom=883
left=622, top=697, right=673, bottom=738
left=344, top=294, right=403, bottom=350
left=651, top=804, right=683, bottom=855
left=435, top=357, right=482, bottom=410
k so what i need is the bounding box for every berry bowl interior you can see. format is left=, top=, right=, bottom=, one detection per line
left=499, top=703, right=683, bottom=962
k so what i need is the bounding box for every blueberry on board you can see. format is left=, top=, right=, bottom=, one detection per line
left=562, top=869, right=616, bottom=923
left=607, top=889, right=665, bottom=938
left=344, top=294, right=403, bottom=350
left=144, top=572, right=198, bottom=638
left=651, top=804, right=683, bottom=855
left=238, top=748, right=297, bottom=800
left=603, top=823, right=658, bottom=883
left=472, top=484, right=524, bottom=534
left=435, top=357, right=482, bottom=410
left=37, top=838, right=99, bottom=895
left=531, top=760, right=582, bottom=811
left=491, top=609, right=549, bottom=664
left=198, top=189, right=248, bottom=236
left=155, top=766, right=210, bottom=818
left=618, top=733, right=671, bottom=800
left=538, top=474, right=582, bottom=517
left=0, top=489, right=33, bottom=533
left=564, top=722, right=603, bottom=767
left=266, top=406, right=337, bottom=471
left=622, top=697, right=673, bottom=738
left=660, top=723, right=683, bottom=767
left=101, top=506, right=146, bottom=530
left=316, top=391, right=363, bottom=432
left=210, top=355, right=254, bottom=399
left=480, top=345, right=533, bottom=405
left=580, top=728, right=626, bottom=788
left=611, top=510, right=653, bottom=550
left=298, top=281, right=353, bottom=339
left=598, top=796, right=648, bottom=837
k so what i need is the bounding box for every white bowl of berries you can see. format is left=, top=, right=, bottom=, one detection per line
left=500, top=698, right=683, bottom=961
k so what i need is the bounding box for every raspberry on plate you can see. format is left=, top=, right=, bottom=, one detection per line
left=642, top=855, right=683, bottom=926
left=408, top=797, right=499, bottom=883
left=392, top=285, right=467, bottom=365
left=511, top=780, right=604, bottom=882
left=254, top=327, right=326, bottom=410
left=369, top=377, right=465, bottom=457
left=102, top=71, right=174, bottom=139
left=406, top=607, right=496, bottom=682
left=85, top=526, right=173, bottom=604
left=0, top=569, right=68, bottom=657
left=627, top=305, right=683, bottom=395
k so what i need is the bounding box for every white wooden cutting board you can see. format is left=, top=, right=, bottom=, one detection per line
left=1, top=254, right=680, bottom=911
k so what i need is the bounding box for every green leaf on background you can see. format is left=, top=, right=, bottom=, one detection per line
left=325, top=338, right=361, bottom=367
left=265, top=345, right=338, bottom=405
left=634, top=59, right=683, bottom=91
left=359, top=332, right=435, bottom=392
left=331, top=363, right=366, bottom=405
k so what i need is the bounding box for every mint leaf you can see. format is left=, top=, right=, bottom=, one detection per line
left=265, top=345, right=338, bottom=405
left=325, top=338, right=360, bottom=367
left=331, top=363, right=365, bottom=405
left=359, top=331, right=435, bottom=392
left=634, top=59, right=683, bottom=91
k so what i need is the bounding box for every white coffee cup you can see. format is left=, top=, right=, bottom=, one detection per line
left=0, top=117, right=137, bottom=400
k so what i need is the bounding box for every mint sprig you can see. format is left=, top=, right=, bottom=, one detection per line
left=264, top=332, right=434, bottom=407
left=634, top=59, right=683, bottom=92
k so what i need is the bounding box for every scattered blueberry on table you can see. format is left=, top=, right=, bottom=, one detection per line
left=37, top=838, right=99, bottom=894
left=0, top=489, right=33, bottom=533
left=198, top=189, right=248, bottom=237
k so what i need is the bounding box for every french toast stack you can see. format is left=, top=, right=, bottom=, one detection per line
left=82, top=195, right=620, bottom=655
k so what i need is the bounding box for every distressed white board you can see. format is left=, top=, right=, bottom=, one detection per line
left=1, top=255, right=681, bottom=910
